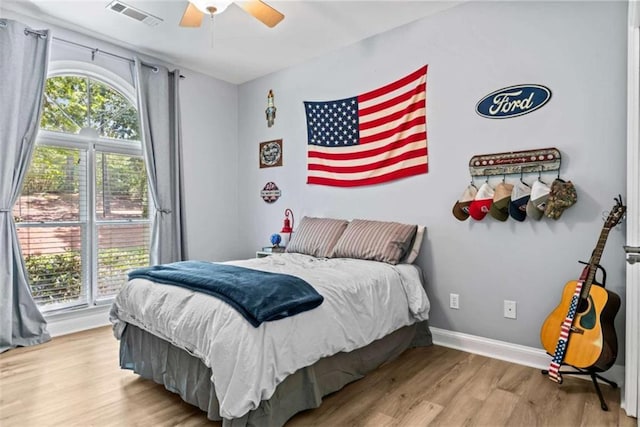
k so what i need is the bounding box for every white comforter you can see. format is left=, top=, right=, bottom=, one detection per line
left=110, top=253, right=430, bottom=419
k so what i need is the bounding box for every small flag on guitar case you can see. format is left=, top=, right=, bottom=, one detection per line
left=548, top=280, right=584, bottom=383
left=304, top=66, right=428, bottom=187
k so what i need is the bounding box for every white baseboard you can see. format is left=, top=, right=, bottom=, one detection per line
left=45, top=304, right=111, bottom=337
left=42, top=312, right=628, bottom=405
left=430, top=327, right=625, bottom=389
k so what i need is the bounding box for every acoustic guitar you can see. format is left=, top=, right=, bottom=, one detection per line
left=540, top=197, right=625, bottom=373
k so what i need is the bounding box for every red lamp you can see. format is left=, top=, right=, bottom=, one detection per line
left=280, top=208, right=294, bottom=244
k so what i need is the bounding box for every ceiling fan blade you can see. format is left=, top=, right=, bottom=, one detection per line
left=179, top=2, right=204, bottom=27
left=237, top=0, right=284, bottom=28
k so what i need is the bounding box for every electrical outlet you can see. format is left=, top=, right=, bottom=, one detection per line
left=450, top=293, right=459, bottom=309
left=504, top=300, right=517, bottom=319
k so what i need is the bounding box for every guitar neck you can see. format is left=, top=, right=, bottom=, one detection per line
left=583, top=226, right=611, bottom=296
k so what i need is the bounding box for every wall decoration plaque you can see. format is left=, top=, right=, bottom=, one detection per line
left=260, top=181, right=281, bottom=203
left=259, top=139, right=283, bottom=168
left=468, top=147, right=561, bottom=177
left=476, top=84, right=552, bottom=119
left=266, top=89, right=276, bottom=128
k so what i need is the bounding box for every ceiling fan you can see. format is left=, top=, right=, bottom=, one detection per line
left=179, top=1, right=284, bottom=28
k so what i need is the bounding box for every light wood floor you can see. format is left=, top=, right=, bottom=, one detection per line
left=0, top=326, right=636, bottom=426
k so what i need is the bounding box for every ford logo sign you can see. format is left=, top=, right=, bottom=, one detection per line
left=476, top=84, right=552, bottom=119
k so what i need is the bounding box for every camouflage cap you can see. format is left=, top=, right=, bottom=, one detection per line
left=544, top=179, right=577, bottom=220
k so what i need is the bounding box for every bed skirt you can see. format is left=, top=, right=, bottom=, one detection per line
left=119, top=321, right=431, bottom=427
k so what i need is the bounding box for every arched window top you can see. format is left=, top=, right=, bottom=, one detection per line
left=41, top=72, right=140, bottom=142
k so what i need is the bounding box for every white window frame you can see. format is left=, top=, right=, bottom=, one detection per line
left=18, top=60, right=152, bottom=313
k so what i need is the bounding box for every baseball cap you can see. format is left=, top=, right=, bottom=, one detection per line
left=468, top=183, right=495, bottom=221
left=489, top=182, right=514, bottom=221
left=526, top=180, right=551, bottom=221
left=545, top=179, right=577, bottom=220
left=452, top=184, right=478, bottom=221
left=508, top=183, right=531, bottom=222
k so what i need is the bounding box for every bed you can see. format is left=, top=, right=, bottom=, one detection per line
left=109, top=218, right=431, bottom=426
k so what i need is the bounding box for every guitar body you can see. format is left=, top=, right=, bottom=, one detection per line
left=540, top=280, right=621, bottom=371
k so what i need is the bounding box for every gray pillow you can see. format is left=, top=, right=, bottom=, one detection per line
left=331, top=219, right=418, bottom=265
left=285, top=217, right=349, bottom=258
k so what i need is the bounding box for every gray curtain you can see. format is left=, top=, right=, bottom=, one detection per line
left=0, top=19, right=52, bottom=353
left=133, top=58, right=186, bottom=265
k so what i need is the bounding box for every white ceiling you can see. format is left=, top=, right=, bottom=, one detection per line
left=2, top=1, right=462, bottom=84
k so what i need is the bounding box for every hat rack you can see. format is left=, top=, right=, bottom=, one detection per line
left=469, top=147, right=561, bottom=179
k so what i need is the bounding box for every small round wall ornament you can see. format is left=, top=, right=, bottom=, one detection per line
left=260, top=181, right=281, bottom=203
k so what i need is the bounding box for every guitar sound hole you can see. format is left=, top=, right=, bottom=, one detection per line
left=576, top=298, right=589, bottom=314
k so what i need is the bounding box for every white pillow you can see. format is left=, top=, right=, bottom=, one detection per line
left=401, top=225, right=425, bottom=264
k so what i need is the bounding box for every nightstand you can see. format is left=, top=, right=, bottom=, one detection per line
left=256, top=247, right=285, bottom=258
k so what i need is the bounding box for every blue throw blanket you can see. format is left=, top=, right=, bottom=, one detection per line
left=127, top=261, right=324, bottom=327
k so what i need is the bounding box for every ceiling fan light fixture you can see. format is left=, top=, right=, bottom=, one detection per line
left=179, top=0, right=284, bottom=29
left=190, top=0, right=232, bottom=15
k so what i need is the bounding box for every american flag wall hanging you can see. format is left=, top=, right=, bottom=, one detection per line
left=303, top=65, right=428, bottom=187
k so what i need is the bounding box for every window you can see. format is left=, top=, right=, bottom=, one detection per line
left=13, top=71, right=151, bottom=312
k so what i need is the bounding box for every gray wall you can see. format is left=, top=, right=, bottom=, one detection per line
left=180, top=69, right=242, bottom=261
left=236, top=0, right=629, bottom=358
left=0, top=8, right=242, bottom=263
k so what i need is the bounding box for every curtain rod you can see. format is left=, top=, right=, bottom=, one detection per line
left=20, top=26, right=185, bottom=80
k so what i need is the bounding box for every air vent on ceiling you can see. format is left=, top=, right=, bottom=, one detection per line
left=106, top=1, right=163, bottom=27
